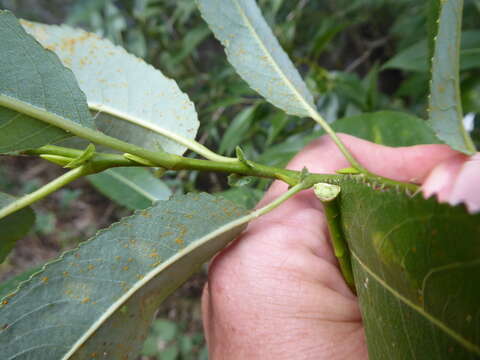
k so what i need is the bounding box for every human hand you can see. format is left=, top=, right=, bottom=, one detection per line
left=202, top=134, right=474, bottom=359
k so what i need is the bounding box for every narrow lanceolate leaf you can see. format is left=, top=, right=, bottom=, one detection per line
left=197, top=0, right=316, bottom=118
left=0, top=193, right=248, bottom=359
left=336, top=177, right=480, bottom=359
left=0, top=11, right=94, bottom=154
left=428, top=0, right=476, bottom=154
left=0, top=192, right=35, bottom=263
left=88, top=167, right=172, bottom=210
left=22, top=21, right=199, bottom=155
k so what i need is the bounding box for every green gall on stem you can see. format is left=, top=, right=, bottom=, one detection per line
left=313, top=182, right=341, bottom=202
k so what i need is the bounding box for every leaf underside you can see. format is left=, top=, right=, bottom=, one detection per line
left=427, top=0, right=476, bottom=154
left=0, top=193, right=248, bottom=359
left=336, top=178, right=480, bottom=359
left=22, top=20, right=199, bottom=155
left=0, top=11, right=94, bottom=154
left=88, top=167, right=172, bottom=210
left=197, top=0, right=316, bottom=118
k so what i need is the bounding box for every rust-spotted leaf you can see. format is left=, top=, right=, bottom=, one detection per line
left=0, top=193, right=248, bottom=359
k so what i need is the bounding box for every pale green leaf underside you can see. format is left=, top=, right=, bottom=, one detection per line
left=428, top=0, right=476, bottom=154
left=88, top=167, right=172, bottom=210
left=197, top=0, right=316, bottom=118
left=337, top=178, right=480, bottom=358
left=0, top=11, right=94, bottom=153
left=22, top=21, right=199, bottom=155
left=0, top=193, right=248, bottom=359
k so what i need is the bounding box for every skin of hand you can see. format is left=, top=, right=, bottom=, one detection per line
left=202, top=133, right=475, bottom=360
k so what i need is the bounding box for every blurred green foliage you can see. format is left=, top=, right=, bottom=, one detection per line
left=1, top=0, right=480, bottom=358
left=58, top=0, right=480, bottom=180
left=142, top=318, right=208, bottom=360
left=4, top=0, right=479, bottom=194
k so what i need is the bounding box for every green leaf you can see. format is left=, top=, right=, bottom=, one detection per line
left=257, top=111, right=440, bottom=167
left=0, top=192, right=35, bottom=263
left=172, top=26, right=210, bottom=65
left=383, top=41, right=428, bottom=72
left=0, top=11, right=94, bottom=153
left=217, top=187, right=264, bottom=209
left=0, top=193, right=249, bottom=359
left=22, top=20, right=199, bottom=155
left=428, top=0, right=475, bottom=154
left=337, top=178, right=480, bottom=359
left=219, top=104, right=258, bottom=155
left=459, top=48, right=480, bottom=71
left=197, top=0, right=317, bottom=118
left=383, top=32, right=480, bottom=73
left=332, top=111, right=441, bottom=146
left=88, top=167, right=172, bottom=210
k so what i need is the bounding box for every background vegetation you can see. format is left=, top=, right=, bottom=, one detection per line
left=1, top=0, right=479, bottom=358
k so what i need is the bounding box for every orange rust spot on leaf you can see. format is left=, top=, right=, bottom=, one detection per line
left=140, top=210, right=151, bottom=218
left=41, top=277, right=49, bottom=284
left=81, top=297, right=91, bottom=304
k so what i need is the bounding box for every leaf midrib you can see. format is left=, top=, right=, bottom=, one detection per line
left=231, top=0, right=316, bottom=118
left=102, top=169, right=157, bottom=202
left=60, top=207, right=252, bottom=359
left=351, top=251, right=480, bottom=354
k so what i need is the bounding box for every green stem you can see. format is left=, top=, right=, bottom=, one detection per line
left=29, top=144, right=418, bottom=193
left=313, top=183, right=355, bottom=292
left=308, top=110, right=368, bottom=173
left=0, top=166, right=89, bottom=220
left=28, top=144, right=304, bottom=186
left=246, top=180, right=311, bottom=220
left=27, top=145, right=142, bottom=170
left=2, top=94, right=413, bottom=191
